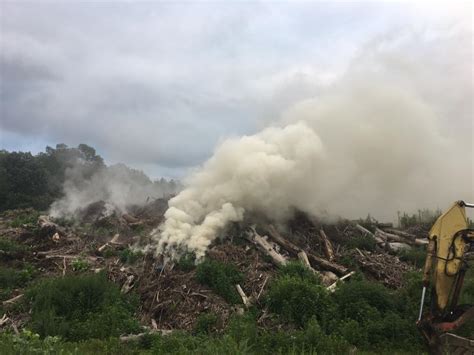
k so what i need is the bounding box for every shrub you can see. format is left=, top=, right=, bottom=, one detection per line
left=346, top=234, right=376, bottom=251
left=333, top=279, right=395, bottom=319
left=194, top=313, right=219, bottom=334
left=195, top=259, right=243, bottom=304
left=119, top=248, right=143, bottom=264
left=266, top=275, right=334, bottom=328
left=175, top=252, right=196, bottom=272
left=0, top=266, right=34, bottom=290
left=71, top=258, right=89, bottom=272
left=331, top=278, right=424, bottom=351
left=398, top=247, right=426, bottom=268
left=27, top=272, right=140, bottom=340
left=277, top=260, right=321, bottom=284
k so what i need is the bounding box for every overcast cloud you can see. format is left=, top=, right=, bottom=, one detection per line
left=0, top=1, right=471, bottom=178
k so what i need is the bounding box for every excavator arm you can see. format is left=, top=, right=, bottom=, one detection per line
left=417, top=200, right=474, bottom=353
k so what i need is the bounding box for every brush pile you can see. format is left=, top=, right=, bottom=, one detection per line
left=0, top=199, right=429, bottom=334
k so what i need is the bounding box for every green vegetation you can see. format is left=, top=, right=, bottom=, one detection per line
left=398, top=247, right=426, bottom=268
left=0, top=145, right=105, bottom=212
left=195, top=259, right=243, bottom=304
left=345, top=234, right=377, bottom=251
left=0, top=237, right=29, bottom=260
left=71, top=258, right=89, bottom=272
left=194, top=313, right=219, bottom=334
left=9, top=209, right=41, bottom=228
left=399, top=209, right=442, bottom=228
left=119, top=248, right=144, bottom=264
left=26, top=272, right=140, bottom=341
left=175, top=252, right=196, bottom=272
left=265, top=268, right=424, bottom=352
left=277, top=260, right=321, bottom=283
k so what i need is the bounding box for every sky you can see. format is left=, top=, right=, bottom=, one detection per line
left=0, top=1, right=472, bottom=179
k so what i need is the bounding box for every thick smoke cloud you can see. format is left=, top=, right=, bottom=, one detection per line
left=152, top=28, right=473, bottom=259
left=50, top=163, right=180, bottom=218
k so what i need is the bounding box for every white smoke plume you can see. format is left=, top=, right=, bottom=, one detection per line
left=153, top=28, right=473, bottom=259
left=50, top=163, right=181, bottom=218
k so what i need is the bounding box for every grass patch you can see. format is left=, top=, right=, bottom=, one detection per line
left=0, top=237, right=28, bottom=260
left=26, top=272, right=140, bottom=341
left=9, top=210, right=40, bottom=228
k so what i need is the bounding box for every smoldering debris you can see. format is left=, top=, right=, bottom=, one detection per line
left=0, top=205, right=427, bottom=332
left=50, top=162, right=181, bottom=219
left=152, top=29, right=472, bottom=260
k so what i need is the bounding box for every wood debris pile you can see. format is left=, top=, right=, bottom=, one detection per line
left=0, top=201, right=430, bottom=334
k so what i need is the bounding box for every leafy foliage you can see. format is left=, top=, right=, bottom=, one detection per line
left=398, top=247, right=426, bottom=267
left=345, top=234, right=377, bottom=251
left=277, top=260, right=321, bottom=283
left=119, top=248, right=144, bottom=264
left=71, top=258, right=89, bottom=272
left=27, top=272, right=140, bottom=341
left=195, top=259, right=243, bottom=304
left=175, top=252, right=196, bottom=272
left=194, top=313, right=219, bottom=334
left=266, top=275, right=334, bottom=328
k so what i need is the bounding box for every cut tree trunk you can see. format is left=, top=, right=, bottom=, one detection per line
left=306, top=253, right=348, bottom=276
left=236, top=284, right=250, bottom=308
left=319, top=228, right=335, bottom=261
left=327, top=271, right=356, bottom=292
left=356, top=224, right=385, bottom=244
left=247, top=228, right=287, bottom=266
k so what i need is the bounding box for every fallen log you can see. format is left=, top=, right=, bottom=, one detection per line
left=0, top=314, right=9, bottom=327
left=121, top=275, right=135, bottom=294
left=298, top=251, right=335, bottom=285
left=38, top=215, right=66, bottom=236
left=319, top=228, right=335, bottom=261
left=38, top=254, right=101, bottom=263
left=256, top=276, right=268, bottom=301
left=98, top=233, right=122, bottom=252
left=356, top=224, right=384, bottom=244
left=306, top=253, right=348, bottom=276
left=375, top=228, right=407, bottom=244
left=266, top=225, right=300, bottom=255
left=327, top=271, right=356, bottom=292
left=383, top=228, right=418, bottom=239
left=386, top=242, right=411, bottom=253
left=2, top=294, right=23, bottom=306
left=415, top=238, right=429, bottom=246
left=236, top=284, right=250, bottom=308
left=122, top=214, right=140, bottom=224
left=120, top=329, right=173, bottom=342
left=247, top=228, right=287, bottom=266
left=297, top=251, right=318, bottom=274
left=266, top=225, right=347, bottom=276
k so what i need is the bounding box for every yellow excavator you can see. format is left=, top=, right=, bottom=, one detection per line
left=417, top=200, right=474, bottom=353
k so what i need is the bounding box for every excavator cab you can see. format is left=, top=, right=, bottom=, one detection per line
left=417, top=200, right=474, bottom=353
